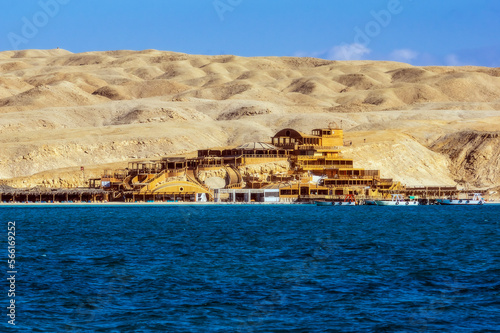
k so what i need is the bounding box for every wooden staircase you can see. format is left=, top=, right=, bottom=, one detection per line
left=225, top=166, right=243, bottom=189
left=139, top=170, right=167, bottom=193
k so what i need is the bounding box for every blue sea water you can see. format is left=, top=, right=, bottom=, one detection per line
left=1, top=205, right=499, bottom=332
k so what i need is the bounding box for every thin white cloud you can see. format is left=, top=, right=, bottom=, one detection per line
left=327, top=43, right=371, bottom=61
left=294, top=43, right=371, bottom=61
left=445, top=54, right=462, bottom=66
left=390, top=49, right=419, bottom=63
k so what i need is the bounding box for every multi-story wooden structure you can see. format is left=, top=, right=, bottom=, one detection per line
left=99, top=127, right=404, bottom=202
left=271, top=128, right=403, bottom=201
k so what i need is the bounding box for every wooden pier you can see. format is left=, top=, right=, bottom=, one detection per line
left=0, top=185, right=107, bottom=203
left=298, top=186, right=488, bottom=204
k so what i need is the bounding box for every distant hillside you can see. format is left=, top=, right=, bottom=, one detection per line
left=0, top=49, right=499, bottom=190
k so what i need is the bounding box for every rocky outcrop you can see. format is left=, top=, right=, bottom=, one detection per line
left=430, top=131, right=500, bottom=187
left=238, top=161, right=291, bottom=181
left=197, top=168, right=228, bottom=189
left=196, top=168, right=227, bottom=182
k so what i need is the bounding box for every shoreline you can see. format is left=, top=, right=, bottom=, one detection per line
left=0, top=201, right=305, bottom=207
left=1, top=201, right=499, bottom=207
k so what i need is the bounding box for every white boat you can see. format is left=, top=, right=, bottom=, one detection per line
left=334, top=194, right=357, bottom=206
left=375, top=194, right=419, bottom=206
left=436, top=193, right=485, bottom=205
left=334, top=201, right=356, bottom=206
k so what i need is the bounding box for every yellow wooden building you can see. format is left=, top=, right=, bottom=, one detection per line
left=99, top=127, right=404, bottom=202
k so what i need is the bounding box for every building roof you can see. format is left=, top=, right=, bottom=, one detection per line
left=160, top=157, right=186, bottom=162
left=236, top=142, right=279, bottom=150
left=272, top=128, right=319, bottom=139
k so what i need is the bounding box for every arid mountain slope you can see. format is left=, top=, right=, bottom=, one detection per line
left=430, top=131, right=500, bottom=187
left=2, top=49, right=500, bottom=112
left=0, top=49, right=499, bottom=188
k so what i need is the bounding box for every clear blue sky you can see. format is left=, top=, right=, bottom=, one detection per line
left=1, top=0, right=499, bottom=67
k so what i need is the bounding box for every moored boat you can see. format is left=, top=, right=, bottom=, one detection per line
left=315, top=201, right=333, bottom=206
left=375, top=194, right=418, bottom=206
left=436, top=193, right=485, bottom=205
left=334, top=194, right=357, bottom=206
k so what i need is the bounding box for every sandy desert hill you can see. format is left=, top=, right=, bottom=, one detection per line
left=0, top=48, right=499, bottom=191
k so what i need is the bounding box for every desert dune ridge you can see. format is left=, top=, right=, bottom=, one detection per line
left=1, top=49, right=500, bottom=189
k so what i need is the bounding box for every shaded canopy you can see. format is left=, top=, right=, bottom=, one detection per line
left=236, top=142, right=279, bottom=150
left=0, top=186, right=105, bottom=195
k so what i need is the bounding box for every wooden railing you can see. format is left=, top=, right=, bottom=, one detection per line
left=300, top=166, right=354, bottom=170
left=241, top=154, right=289, bottom=159
left=332, top=176, right=378, bottom=180
left=141, top=170, right=167, bottom=193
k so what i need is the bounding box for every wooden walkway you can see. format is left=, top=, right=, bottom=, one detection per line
left=0, top=185, right=106, bottom=203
